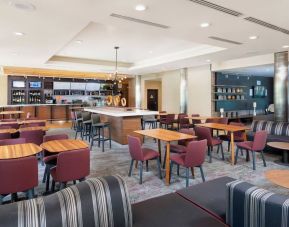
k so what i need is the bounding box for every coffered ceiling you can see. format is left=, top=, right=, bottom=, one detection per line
left=0, top=0, right=288, bottom=75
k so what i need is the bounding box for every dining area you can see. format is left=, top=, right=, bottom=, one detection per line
left=0, top=115, right=90, bottom=204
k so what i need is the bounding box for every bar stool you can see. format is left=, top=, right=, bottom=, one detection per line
left=74, top=111, right=83, bottom=139
left=90, top=114, right=112, bottom=152
left=81, top=111, right=92, bottom=141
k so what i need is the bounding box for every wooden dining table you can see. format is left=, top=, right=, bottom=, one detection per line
left=0, top=128, right=17, bottom=134
left=0, top=143, right=42, bottom=159
left=0, top=119, right=46, bottom=126
left=18, top=126, right=49, bottom=132
left=0, top=111, right=24, bottom=119
left=40, top=139, right=88, bottom=153
left=134, top=128, right=196, bottom=185
left=185, top=116, right=222, bottom=123
left=195, top=123, right=250, bottom=165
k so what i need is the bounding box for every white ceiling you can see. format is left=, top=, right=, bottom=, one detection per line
left=0, top=0, right=288, bottom=75
left=218, top=64, right=274, bottom=77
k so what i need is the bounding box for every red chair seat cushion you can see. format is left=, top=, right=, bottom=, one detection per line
left=142, top=148, right=159, bottom=161
left=170, top=154, right=186, bottom=166
left=211, top=138, right=222, bottom=146
left=219, top=134, right=244, bottom=142
left=170, top=144, right=187, bottom=153
left=236, top=141, right=253, bottom=150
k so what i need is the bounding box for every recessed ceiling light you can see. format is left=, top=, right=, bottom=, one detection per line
left=9, top=1, right=36, bottom=12
left=206, top=59, right=211, bottom=62
left=282, top=45, right=289, bottom=48
left=249, top=35, right=258, bottom=40
left=149, top=50, right=153, bottom=54
left=75, top=40, right=83, bottom=44
left=14, top=32, right=25, bottom=36
left=135, top=4, right=147, bottom=11
left=200, top=22, right=210, bottom=28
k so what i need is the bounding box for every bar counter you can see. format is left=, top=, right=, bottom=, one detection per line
left=85, top=107, right=159, bottom=145
left=0, top=104, right=83, bottom=121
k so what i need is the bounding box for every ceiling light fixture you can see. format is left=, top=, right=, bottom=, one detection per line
left=206, top=59, right=211, bottom=62
left=14, top=32, right=25, bottom=36
left=75, top=40, right=83, bottom=44
left=200, top=22, right=210, bottom=28
left=135, top=4, right=147, bottom=11
left=249, top=35, right=258, bottom=40
left=113, top=46, right=120, bottom=85
left=282, top=45, right=289, bottom=48
left=9, top=1, right=36, bottom=12
left=149, top=50, right=153, bottom=54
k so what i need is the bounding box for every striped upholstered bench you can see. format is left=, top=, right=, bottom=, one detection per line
left=248, top=120, right=289, bottom=142
left=226, top=180, right=289, bottom=227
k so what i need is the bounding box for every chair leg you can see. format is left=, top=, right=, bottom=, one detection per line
left=146, top=160, right=149, bottom=172
left=191, top=167, right=195, bottom=179
left=220, top=144, right=224, bottom=160
left=200, top=166, right=205, bottom=182
left=26, top=189, right=33, bottom=199
left=79, top=178, right=85, bottom=182
left=11, top=193, right=18, bottom=202
left=260, top=150, right=267, bottom=167
left=0, top=195, right=3, bottom=205
left=252, top=151, right=256, bottom=170
left=45, top=167, right=51, bottom=192
left=156, top=158, right=162, bottom=179
left=246, top=150, right=250, bottom=161
left=177, top=165, right=180, bottom=176
left=128, top=159, right=134, bottom=176
left=186, top=168, right=189, bottom=187
left=139, top=161, right=143, bottom=184
left=169, top=161, right=174, bottom=183
left=235, top=147, right=239, bottom=164
left=109, top=126, right=112, bottom=149
left=51, top=180, right=55, bottom=192
left=73, top=180, right=76, bottom=184
left=228, top=141, right=230, bottom=152
left=102, top=127, right=105, bottom=152
left=60, top=182, right=67, bottom=190
left=209, top=146, right=212, bottom=163
left=217, top=144, right=220, bottom=153
left=42, top=166, right=48, bottom=183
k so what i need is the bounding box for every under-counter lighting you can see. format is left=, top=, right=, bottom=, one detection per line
left=14, top=32, right=25, bottom=36
left=249, top=35, right=258, bottom=40
left=200, top=22, right=210, bottom=28
left=135, top=4, right=147, bottom=11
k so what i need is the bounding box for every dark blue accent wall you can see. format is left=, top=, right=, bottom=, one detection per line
left=215, top=73, right=274, bottom=112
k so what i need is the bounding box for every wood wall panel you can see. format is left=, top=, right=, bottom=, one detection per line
left=21, top=106, right=36, bottom=119
left=52, top=106, right=67, bottom=120
left=36, top=106, right=51, bottom=120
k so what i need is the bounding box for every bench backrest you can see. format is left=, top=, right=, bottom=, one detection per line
left=251, top=120, right=289, bottom=136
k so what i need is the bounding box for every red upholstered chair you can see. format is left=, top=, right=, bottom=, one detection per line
left=1, top=123, right=19, bottom=129
left=235, top=130, right=268, bottom=170
left=219, top=122, right=245, bottom=152
left=20, top=129, right=44, bottom=165
left=0, top=132, right=11, bottom=140
left=1, top=119, right=16, bottom=122
left=0, top=125, right=11, bottom=129
left=191, top=114, right=201, bottom=126
left=127, top=135, right=162, bottom=184
left=50, top=148, right=90, bottom=191
left=160, top=114, right=175, bottom=130
left=178, top=114, right=193, bottom=129
left=170, top=139, right=207, bottom=187
left=0, top=156, right=38, bottom=204
left=195, top=126, right=224, bottom=163
left=42, top=134, right=69, bottom=191
left=21, top=122, right=46, bottom=128
left=0, top=138, right=26, bottom=146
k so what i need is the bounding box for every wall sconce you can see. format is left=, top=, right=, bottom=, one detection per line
left=220, top=108, right=224, bottom=117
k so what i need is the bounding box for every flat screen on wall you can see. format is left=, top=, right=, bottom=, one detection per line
left=12, top=81, right=25, bottom=88
left=254, top=86, right=266, bottom=97
left=29, top=82, right=42, bottom=88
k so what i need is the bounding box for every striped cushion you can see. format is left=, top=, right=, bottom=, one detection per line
left=251, top=120, right=289, bottom=136
left=0, top=175, right=132, bottom=227
left=226, top=180, right=289, bottom=227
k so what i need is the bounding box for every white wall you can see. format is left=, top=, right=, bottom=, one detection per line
left=0, top=67, right=8, bottom=105
left=141, top=65, right=212, bottom=115
left=187, top=65, right=212, bottom=115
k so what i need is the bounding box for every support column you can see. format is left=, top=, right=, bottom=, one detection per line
left=180, top=68, right=188, bottom=114
left=274, top=51, right=288, bottom=122
left=135, top=75, right=141, bottom=109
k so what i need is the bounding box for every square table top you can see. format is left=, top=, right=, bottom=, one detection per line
left=134, top=128, right=196, bottom=142
left=195, top=123, right=251, bottom=132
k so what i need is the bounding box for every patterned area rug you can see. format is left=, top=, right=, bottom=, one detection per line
left=8, top=127, right=289, bottom=204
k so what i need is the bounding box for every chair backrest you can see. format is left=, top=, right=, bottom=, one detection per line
left=252, top=130, right=268, bottom=151
left=23, top=122, right=46, bottom=127
left=81, top=111, right=91, bottom=122
left=127, top=135, right=143, bottom=161
left=194, top=126, right=212, bottom=145
left=1, top=119, right=16, bottom=122
left=178, top=128, right=195, bottom=146
left=142, top=115, right=156, bottom=121
left=91, top=114, right=101, bottom=125
left=218, top=117, right=228, bottom=125
left=0, top=125, right=11, bottom=129
left=229, top=122, right=245, bottom=138
left=1, top=123, right=19, bottom=129
left=191, top=114, right=201, bottom=124
left=166, top=114, right=175, bottom=123
left=44, top=134, right=69, bottom=142
left=185, top=139, right=207, bottom=167
left=0, top=156, right=38, bottom=194
left=0, top=132, right=11, bottom=140
left=20, top=129, right=43, bottom=145
left=55, top=148, right=90, bottom=182
left=179, top=114, right=189, bottom=125
left=205, top=118, right=219, bottom=123
left=0, top=138, right=26, bottom=146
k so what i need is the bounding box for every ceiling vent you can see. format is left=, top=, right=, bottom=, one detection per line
left=110, top=13, right=169, bottom=29
left=189, top=0, right=243, bottom=17
left=244, top=17, right=289, bottom=35
left=208, top=36, right=243, bottom=45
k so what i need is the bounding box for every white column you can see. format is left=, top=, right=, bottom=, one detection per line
left=135, top=75, right=141, bottom=109
left=180, top=68, right=188, bottom=114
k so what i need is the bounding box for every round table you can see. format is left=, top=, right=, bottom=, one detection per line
left=265, top=169, right=289, bottom=189
left=40, top=139, right=88, bottom=153
left=267, top=142, right=289, bottom=164
left=0, top=143, right=42, bottom=159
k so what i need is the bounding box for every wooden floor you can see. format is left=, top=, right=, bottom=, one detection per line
left=47, top=121, right=72, bottom=129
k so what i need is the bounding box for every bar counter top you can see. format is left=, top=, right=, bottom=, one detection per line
left=84, top=107, right=159, bottom=117
left=0, top=104, right=82, bottom=108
